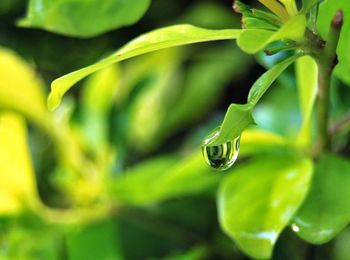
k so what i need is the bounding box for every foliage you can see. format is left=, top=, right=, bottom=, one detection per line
left=18, top=0, right=151, bottom=38
left=1, top=0, right=350, bottom=259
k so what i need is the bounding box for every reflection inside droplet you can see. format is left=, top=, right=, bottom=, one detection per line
left=202, top=129, right=240, bottom=171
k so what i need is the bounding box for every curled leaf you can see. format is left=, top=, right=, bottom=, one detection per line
left=48, top=25, right=241, bottom=110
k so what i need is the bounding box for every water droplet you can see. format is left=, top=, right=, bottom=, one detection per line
left=291, top=224, right=300, bottom=233
left=202, top=129, right=240, bottom=171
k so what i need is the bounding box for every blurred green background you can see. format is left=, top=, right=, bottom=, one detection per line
left=1, top=0, right=350, bottom=259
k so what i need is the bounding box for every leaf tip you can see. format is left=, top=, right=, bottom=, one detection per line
left=16, top=18, right=31, bottom=28
left=331, top=10, right=344, bottom=29
left=47, top=83, right=61, bottom=111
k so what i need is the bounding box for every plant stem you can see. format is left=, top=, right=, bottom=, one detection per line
left=316, top=63, right=331, bottom=151
left=314, top=10, right=343, bottom=155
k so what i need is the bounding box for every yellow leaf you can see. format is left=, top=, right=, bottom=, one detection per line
left=0, top=112, right=38, bottom=215
left=0, top=46, right=50, bottom=127
left=240, top=128, right=289, bottom=155
left=279, top=0, right=298, bottom=16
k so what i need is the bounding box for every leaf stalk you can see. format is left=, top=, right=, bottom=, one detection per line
left=314, top=10, right=343, bottom=155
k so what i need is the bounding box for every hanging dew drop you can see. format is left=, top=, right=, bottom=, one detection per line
left=202, top=129, right=240, bottom=171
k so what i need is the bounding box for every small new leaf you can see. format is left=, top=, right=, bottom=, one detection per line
left=237, top=14, right=306, bottom=54
left=209, top=104, right=255, bottom=146
left=234, top=1, right=280, bottom=30
left=209, top=54, right=302, bottom=147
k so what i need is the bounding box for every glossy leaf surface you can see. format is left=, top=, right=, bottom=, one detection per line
left=18, top=0, right=150, bottom=38
left=292, top=154, right=350, bottom=244
left=48, top=25, right=241, bottom=110
left=317, top=0, right=350, bottom=84
left=301, top=0, right=320, bottom=13
left=218, top=155, right=313, bottom=259
left=248, top=54, right=302, bottom=106
left=237, top=15, right=306, bottom=54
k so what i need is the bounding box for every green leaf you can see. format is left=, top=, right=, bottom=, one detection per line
left=218, top=154, right=313, bottom=259
left=295, top=55, right=317, bottom=146
left=248, top=54, right=302, bottom=105
left=76, top=65, right=120, bottom=174
left=111, top=152, right=221, bottom=206
left=66, top=220, right=123, bottom=260
left=243, top=17, right=279, bottom=30
left=296, top=56, right=318, bottom=120
left=79, top=65, right=121, bottom=152
left=4, top=225, right=61, bottom=259
left=209, top=54, right=301, bottom=146
left=48, top=24, right=241, bottom=110
left=127, top=48, right=183, bottom=151
left=251, top=9, right=283, bottom=27
left=292, top=154, right=350, bottom=244
left=301, top=0, right=320, bottom=13
left=18, top=0, right=151, bottom=38
left=157, top=152, right=221, bottom=197
left=234, top=0, right=280, bottom=30
left=209, top=104, right=254, bottom=146
left=279, top=0, right=298, bottom=16
left=317, top=0, right=350, bottom=85
left=237, top=15, right=306, bottom=54
left=117, top=156, right=179, bottom=192
left=82, top=65, right=120, bottom=114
